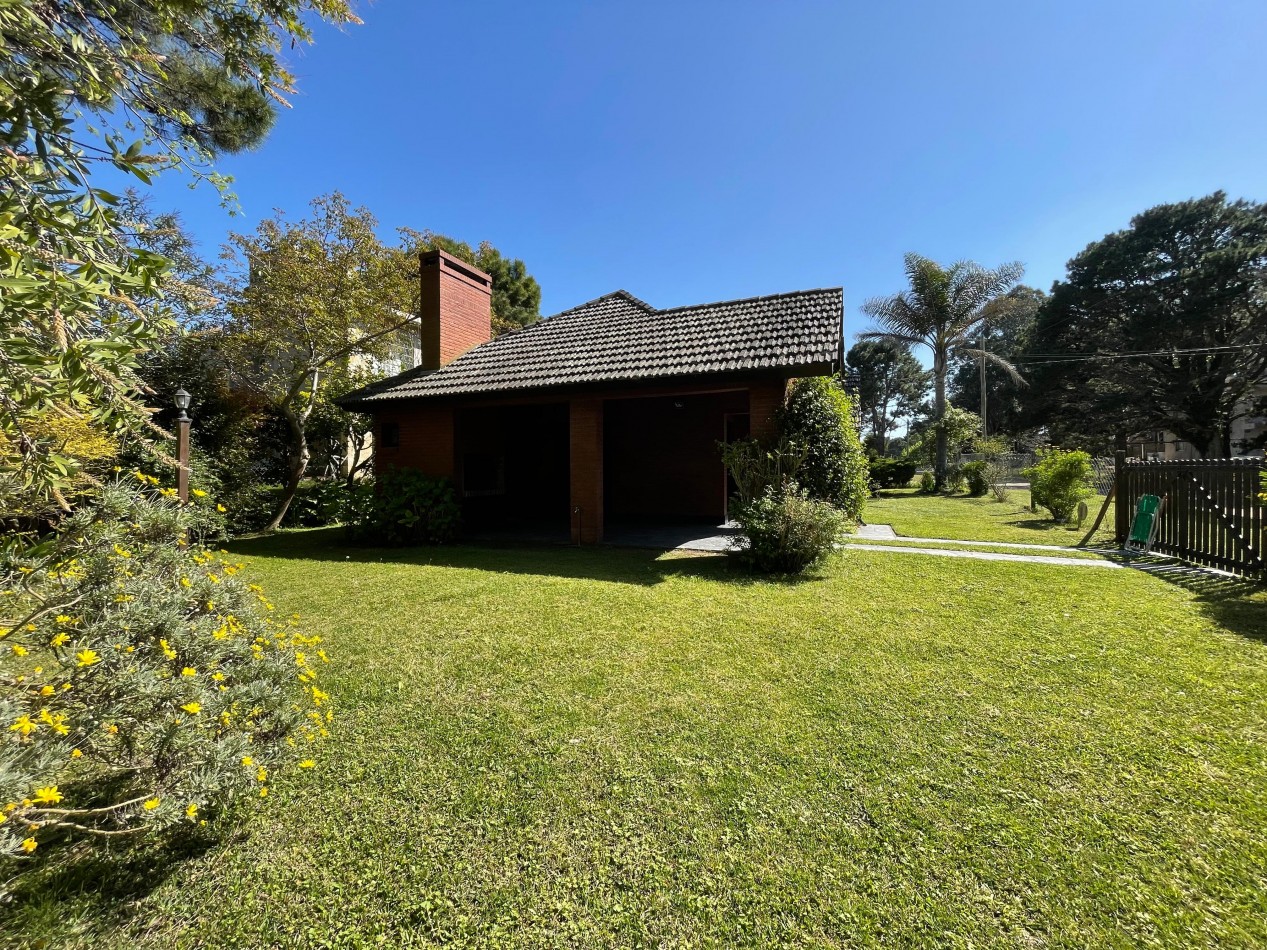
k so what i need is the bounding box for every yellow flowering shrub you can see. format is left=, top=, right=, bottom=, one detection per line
left=0, top=479, right=331, bottom=858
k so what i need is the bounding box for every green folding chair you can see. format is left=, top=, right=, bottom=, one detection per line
left=1126, top=494, right=1163, bottom=553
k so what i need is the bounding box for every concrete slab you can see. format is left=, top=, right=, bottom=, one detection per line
left=854, top=523, right=898, bottom=540
left=845, top=543, right=1124, bottom=568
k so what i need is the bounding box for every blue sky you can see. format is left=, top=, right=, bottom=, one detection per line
left=135, top=0, right=1267, bottom=339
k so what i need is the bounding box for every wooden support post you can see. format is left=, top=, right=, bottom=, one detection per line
left=177, top=417, right=191, bottom=504
left=1113, top=449, right=1127, bottom=544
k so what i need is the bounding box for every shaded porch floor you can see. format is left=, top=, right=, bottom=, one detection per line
left=463, top=518, right=738, bottom=552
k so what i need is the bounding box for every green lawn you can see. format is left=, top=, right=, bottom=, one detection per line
left=5, top=532, right=1266, bottom=948
left=865, top=488, right=1118, bottom=546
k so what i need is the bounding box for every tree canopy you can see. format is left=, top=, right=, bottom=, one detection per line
left=1026, top=192, right=1267, bottom=455
left=0, top=0, right=356, bottom=512
left=218, top=193, right=415, bottom=529
left=845, top=340, right=928, bottom=456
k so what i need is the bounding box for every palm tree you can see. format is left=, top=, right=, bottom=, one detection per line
left=861, top=253, right=1025, bottom=488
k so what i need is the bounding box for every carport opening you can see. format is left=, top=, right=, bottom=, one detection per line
left=603, top=391, right=748, bottom=529
left=456, top=403, right=570, bottom=537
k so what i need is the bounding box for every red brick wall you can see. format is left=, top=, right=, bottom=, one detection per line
left=420, top=250, right=491, bottom=369
left=373, top=405, right=455, bottom=479
left=748, top=378, right=788, bottom=440
left=568, top=397, right=603, bottom=543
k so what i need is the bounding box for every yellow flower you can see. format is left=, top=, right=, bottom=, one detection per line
left=113, top=544, right=131, bottom=558
left=21, top=837, right=37, bottom=853
left=76, top=649, right=101, bottom=667
left=70, top=749, right=83, bottom=759
left=179, top=577, right=192, bottom=588
left=211, top=672, right=224, bottom=682
left=143, top=798, right=160, bottom=811
left=33, top=786, right=62, bottom=805
left=39, top=685, right=55, bottom=697
left=181, top=666, right=197, bottom=677
left=299, top=759, right=316, bottom=769
left=192, top=488, right=207, bottom=498
left=49, top=633, right=70, bottom=648
left=39, top=710, right=69, bottom=735
left=185, top=802, right=198, bottom=819
left=105, top=723, right=119, bottom=734
left=256, top=767, right=267, bottom=783
left=11, top=644, right=28, bottom=657
left=159, top=638, right=178, bottom=660
left=241, top=756, right=254, bottom=767
left=159, top=487, right=177, bottom=499
left=259, top=787, right=268, bottom=798
left=216, top=504, right=227, bottom=513
left=55, top=615, right=73, bottom=624
left=10, top=715, right=36, bottom=737
left=180, top=702, right=201, bottom=715
left=207, top=573, right=220, bottom=584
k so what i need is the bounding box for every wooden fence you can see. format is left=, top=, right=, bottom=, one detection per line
left=1114, top=452, right=1266, bottom=576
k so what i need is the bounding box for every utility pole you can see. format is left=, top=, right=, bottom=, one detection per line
left=979, top=321, right=988, bottom=437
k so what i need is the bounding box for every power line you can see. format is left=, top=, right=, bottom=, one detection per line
left=1011, top=343, right=1267, bottom=365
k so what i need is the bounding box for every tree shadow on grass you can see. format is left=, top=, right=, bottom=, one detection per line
left=1131, top=563, right=1267, bottom=646
left=0, top=826, right=230, bottom=942
left=226, top=528, right=822, bottom=588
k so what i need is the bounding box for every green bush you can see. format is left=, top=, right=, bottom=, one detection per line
left=917, top=471, right=936, bottom=494
left=868, top=458, right=918, bottom=489
left=777, top=377, right=868, bottom=522
left=344, top=468, right=461, bottom=545
left=1024, top=448, right=1094, bottom=522
left=283, top=480, right=349, bottom=529
left=0, top=480, right=329, bottom=858
left=962, top=460, right=990, bottom=497
left=733, top=483, right=845, bottom=574
left=943, top=465, right=967, bottom=495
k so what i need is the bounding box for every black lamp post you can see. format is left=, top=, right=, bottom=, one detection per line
left=174, top=387, right=192, bottom=503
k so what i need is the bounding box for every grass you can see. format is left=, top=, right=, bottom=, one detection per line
left=865, top=488, right=1118, bottom=546
left=4, top=532, right=1266, bottom=948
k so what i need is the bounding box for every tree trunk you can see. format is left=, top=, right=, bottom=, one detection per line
left=266, top=406, right=310, bottom=532
left=933, top=353, right=948, bottom=489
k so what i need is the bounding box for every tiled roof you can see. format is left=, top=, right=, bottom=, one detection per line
left=341, top=287, right=843, bottom=405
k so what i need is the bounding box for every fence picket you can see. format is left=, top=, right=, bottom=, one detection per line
left=1116, top=457, right=1265, bottom=576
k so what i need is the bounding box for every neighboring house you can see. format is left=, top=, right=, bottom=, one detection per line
left=339, top=249, right=843, bottom=544
left=1128, top=377, right=1267, bottom=459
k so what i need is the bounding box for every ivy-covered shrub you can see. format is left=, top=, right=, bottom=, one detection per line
left=962, top=460, right=990, bottom=497
left=1024, top=448, right=1094, bottom=522
left=343, top=468, right=461, bottom=545
left=0, top=480, right=329, bottom=859
left=868, top=458, right=918, bottom=489
left=777, top=377, right=868, bottom=522
left=732, top=483, right=844, bottom=574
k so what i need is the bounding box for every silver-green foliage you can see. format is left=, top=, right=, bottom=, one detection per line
left=0, top=480, right=330, bottom=858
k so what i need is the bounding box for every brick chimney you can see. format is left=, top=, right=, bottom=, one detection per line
left=419, top=248, right=492, bottom=369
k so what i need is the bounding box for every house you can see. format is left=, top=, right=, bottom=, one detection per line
left=339, top=249, right=844, bottom=544
left=1128, top=377, right=1267, bottom=459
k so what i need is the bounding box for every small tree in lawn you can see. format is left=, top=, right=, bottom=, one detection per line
left=219, top=194, right=415, bottom=531
left=861, top=254, right=1024, bottom=489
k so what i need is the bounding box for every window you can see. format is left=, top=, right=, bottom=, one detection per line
left=380, top=421, right=400, bottom=449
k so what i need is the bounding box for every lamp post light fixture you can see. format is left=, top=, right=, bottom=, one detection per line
left=174, top=388, right=192, bottom=503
